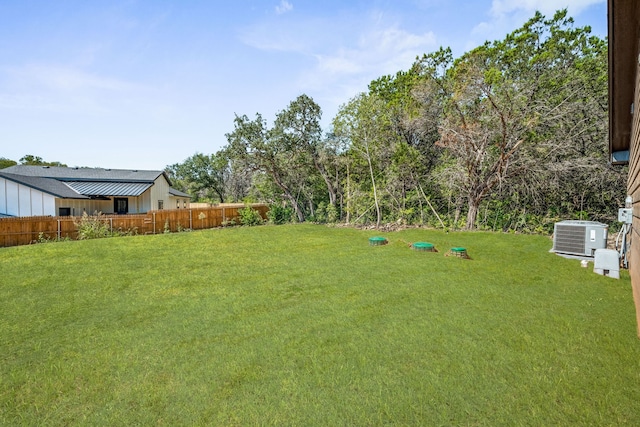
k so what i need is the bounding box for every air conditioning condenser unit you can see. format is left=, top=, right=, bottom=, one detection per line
left=552, top=220, right=608, bottom=257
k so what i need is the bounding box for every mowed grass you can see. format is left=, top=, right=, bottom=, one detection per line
left=1, top=224, right=639, bottom=426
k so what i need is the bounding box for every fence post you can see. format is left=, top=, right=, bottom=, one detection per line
left=189, top=210, right=192, bottom=230
left=110, top=218, right=113, bottom=234
left=153, top=212, right=156, bottom=234
left=57, top=219, right=61, bottom=241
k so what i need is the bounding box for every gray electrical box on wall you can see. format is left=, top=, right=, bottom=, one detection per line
left=552, top=220, right=608, bottom=257
left=619, top=208, right=633, bottom=224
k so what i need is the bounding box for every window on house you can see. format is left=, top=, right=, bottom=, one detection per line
left=114, top=198, right=128, bottom=214
left=183, top=200, right=187, bottom=208
left=158, top=200, right=164, bottom=210
left=58, top=207, right=71, bottom=217
left=176, top=199, right=180, bottom=209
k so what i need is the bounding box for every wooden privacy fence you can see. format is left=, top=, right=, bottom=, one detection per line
left=0, top=204, right=268, bottom=248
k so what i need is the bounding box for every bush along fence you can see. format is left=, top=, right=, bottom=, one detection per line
left=0, top=204, right=268, bottom=248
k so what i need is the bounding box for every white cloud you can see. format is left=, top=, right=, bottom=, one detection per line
left=299, top=25, right=437, bottom=120
left=0, top=64, right=148, bottom=114
left=275, top=0, right=293, bottom=15
left=470, top=0, right=605, bottom=49
left=490, top=0, right=605, bottom=17
left=239, top=9, right=437, bottom=125
left=313, top=27, right=436, bottom=78
left=7, top=64, right=141, bottom=93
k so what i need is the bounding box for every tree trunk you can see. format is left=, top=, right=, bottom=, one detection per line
left=215, top=190, right=225, bottom=204
left=346, top=163, right=351, bottom=224
left=465, top=196, right=480, bottom=230
left=366, top=145, right=381, bottom=228
left=286, top=193, right=305, bottom=222
left=312, top=157, right=337, bottom=206
left=271, top=171, right=305, bottom=222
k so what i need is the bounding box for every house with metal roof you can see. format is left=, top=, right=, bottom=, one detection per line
left=0, top=165, right=191, bottom=217
left=608, top=0, right=640, bottom=335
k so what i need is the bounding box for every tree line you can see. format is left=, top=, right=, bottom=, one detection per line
left=1, top=11, right=612, bottom=233
left=168, top=11, right=626, bottom=232
left=0, top=155, right=67, bottom=169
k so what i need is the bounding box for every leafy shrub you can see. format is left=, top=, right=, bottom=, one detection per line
left=239, top=206, right=264, bottom=226
left=176, top=222, right=191, bottom=232
left=75, top=212, right=112, bottom=240
left=114, top=227, right=138, bottom=237
left=222, top=219, right=236, bottom=227
left=312, top=203, right=326, bottom=223
left=325, top=203, right=338, bottom=223
left=312, top=202, right=338, bottom=224
left=267, top=204, right=292, bottom=225
left=34, top=232, right=66, bottom=244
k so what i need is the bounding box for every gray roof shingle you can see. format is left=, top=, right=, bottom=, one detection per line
left=1, top=166, right=191, bottom=200
left=169, top=188, right=191, bottom=198
left=1, top=165, right=166, bottom=183
left=0, top=172, right=88, bottom=199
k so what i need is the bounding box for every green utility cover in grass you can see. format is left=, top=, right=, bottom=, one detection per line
left=412, top=242, right=434, bottom=251
left=449, top=247, right=469, bottom=258
left=369, top=237, right=388, bottom=246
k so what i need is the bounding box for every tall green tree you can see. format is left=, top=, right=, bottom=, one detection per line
left=0, top=158, right=17, bottom=169
left=272, top=95, right=338, bottom=208
left=215, top=10, right=619, bottom=232
left=225, top=94, right=334, bottom=222
left=226, top=113, right=307, bottom=221
left=424, top=10, right=610, bottom=229
left=334, top=93, right=398, bottom=228
left=19, top=155, right=67, bottom=167
left=167, top=151, right=229, bottom=203
left=370, top=53, right=449, bottom=225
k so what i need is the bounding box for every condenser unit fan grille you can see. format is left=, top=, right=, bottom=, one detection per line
left=554, top=224, right=586, bottom=255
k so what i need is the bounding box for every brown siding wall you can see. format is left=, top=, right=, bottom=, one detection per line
left=629, top=44, right=640, bottom=336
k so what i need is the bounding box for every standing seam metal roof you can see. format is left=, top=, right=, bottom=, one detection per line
left=64, top=181, right=153, bottom=197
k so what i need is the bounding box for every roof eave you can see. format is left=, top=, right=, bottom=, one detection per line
left=0, top=172, right=89, bottom=199
left=608, top=0, right=639, bottom=165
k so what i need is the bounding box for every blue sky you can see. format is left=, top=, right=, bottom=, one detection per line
left=0, top=0, right=607, bottom=170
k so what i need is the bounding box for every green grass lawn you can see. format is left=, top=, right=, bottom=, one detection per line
left=1, top=224, right=639, bottom=425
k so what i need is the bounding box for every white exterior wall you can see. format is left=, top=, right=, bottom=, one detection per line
left=139, top=189, right=152, bottom=212
left=5, top=180, right=18, bottom=216
left=150, top=175, right=171, bottom=211
left=31, top=190, right=43, bottom=214
left=55, top=199, right=113, bottom=216
left=0, top=176, right=57, bottom=217
left=43, top=196, right=55, bottom=216
left=130, top=195, right=144, bottom=213
left=18, top=186, right=31, bottom=215
left=0, top=178, right=11, bottom=214
left=55, top=195, right=149, bottom=215
left=169, top=196, right=190, bottom=210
